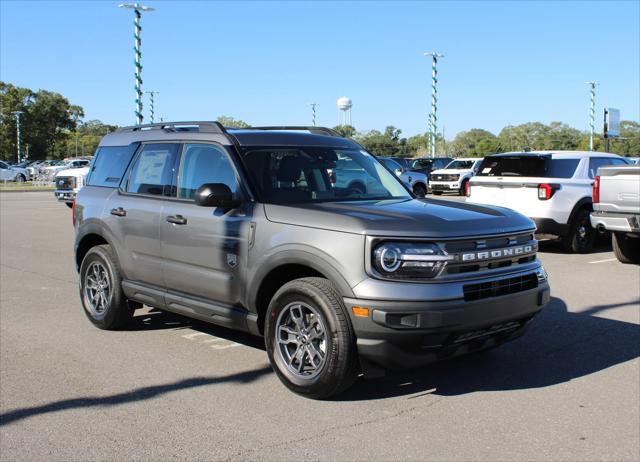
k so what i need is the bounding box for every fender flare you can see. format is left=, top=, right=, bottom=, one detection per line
left=246, top=248, right=356, bottom=312
left=567, top=197, right=593, bottom=227
left=74, top=221, right=122, bottom=273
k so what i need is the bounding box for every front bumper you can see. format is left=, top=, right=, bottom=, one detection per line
left=590, top=211, right=640, bottom=233
left=430, top=181, right=461, bottom=191
left=54, top=190, right=76, bottom=203
left=344, top=279, right=550, bottom=370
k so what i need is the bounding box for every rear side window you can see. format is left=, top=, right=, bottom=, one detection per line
left=87, top=146, right=135, bottom=188
left=126, top=143, right=179, bottom=196
left=478, top=156, right=579, bottom=178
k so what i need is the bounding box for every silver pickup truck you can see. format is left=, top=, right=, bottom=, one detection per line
left=590, top=165, right=640, bottom=263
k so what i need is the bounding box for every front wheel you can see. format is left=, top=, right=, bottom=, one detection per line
left=265, top=277, right=358, bottom=399
left=15, top=174, right=26, bottom=183
left=562, top=209, right=596, bottom=253
left=459, top=179, right=468, bottom=196
left=79, top=244, right=133, bottom=329
left=412, top=183, right=427, bottom=198
left=612, top=232, right=640, bottom=264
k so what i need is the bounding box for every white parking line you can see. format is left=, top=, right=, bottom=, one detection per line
left=588, top=258, right=618, bottom=264
left=179, top=330, right=243, bottom=351
left=181, top=332, right=210, bottom=340
left=211, top=342, right=242, bottom=350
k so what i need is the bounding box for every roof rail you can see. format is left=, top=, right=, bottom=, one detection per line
left=247, top=126, right=340, bottom=137
left=115, top=121, right=227, bottom=134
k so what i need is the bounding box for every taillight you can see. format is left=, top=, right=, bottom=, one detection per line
left=593, top=175, right=600, bottom=204
left=72, top=199, right=76, bottom=226
left=464, top=180, right=471, bottom=197
left=537, top=183, right=559, bottom=200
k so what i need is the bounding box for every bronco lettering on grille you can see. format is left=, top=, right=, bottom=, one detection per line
left=461, top=245, right=535, bottom=261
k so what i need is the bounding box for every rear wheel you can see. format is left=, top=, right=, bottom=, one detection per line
left=412, top=183, right=427, bottom=198
left=612, top=232, right=640, bottom=264
left=15, top=174, right=26, bottom=183
left=562, top=209, right=596, bottom=253
left=265, top=277, right=358, bottom=399
left=79, top=245, right=133, bottom=329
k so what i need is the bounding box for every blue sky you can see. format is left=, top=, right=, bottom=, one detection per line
left=1, top=1, right=638, bottom=137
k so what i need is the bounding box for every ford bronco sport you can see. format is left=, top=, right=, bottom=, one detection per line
left=74, top=122, right=550, bottom=399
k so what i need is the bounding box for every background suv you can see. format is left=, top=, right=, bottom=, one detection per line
left=74, top=122, right=549, bottom=399
left=430, top=157, right=483, bottom=195
left=467, top=151, right=630, bottom=253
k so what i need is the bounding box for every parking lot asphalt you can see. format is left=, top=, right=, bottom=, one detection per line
left=1, top=192, right=639, bottom=461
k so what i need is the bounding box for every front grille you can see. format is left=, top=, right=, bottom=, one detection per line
left=55, top=176, right=75, bottom=190
left=432, top=174, right=459, bottom=181
left=463, top=273, right=538, bottom=301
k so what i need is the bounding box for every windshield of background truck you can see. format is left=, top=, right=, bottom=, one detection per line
left=241, top=146, right=410, bottom=204
left=477, top=156, right=580, bottom=178
left=445, top=160, right=476, bottom=169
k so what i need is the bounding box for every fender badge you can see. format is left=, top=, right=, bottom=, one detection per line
left=227, top=253, right=238, bottom=268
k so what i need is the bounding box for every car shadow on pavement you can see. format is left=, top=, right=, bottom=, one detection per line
left=125, top=307, right=266, bottom=351
left=0, top=366, right=272, bottom=427
left=538, top=236, right=612, bottom=255
left=337, top=296, right=640, bottom=401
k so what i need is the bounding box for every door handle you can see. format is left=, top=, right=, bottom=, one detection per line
left=166, top=215, right=187, bottom=225
left=110, top=207, right=127, bottom=217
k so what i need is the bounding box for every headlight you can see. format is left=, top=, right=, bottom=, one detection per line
left=373, top=242, right=453, bottom=279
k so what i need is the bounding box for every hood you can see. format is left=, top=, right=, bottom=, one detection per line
left=55, top=166, right=89, bottom=177
left=264, top=198, right=535, bottom=238
left=431, top=168, right=471, bottom=175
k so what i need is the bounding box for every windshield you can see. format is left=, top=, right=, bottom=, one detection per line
left=380, top=158, right=402, bottom=171
left=477, top=156, right=580, bottom=178
left=411, top=159, right=432, bottom=169
left=241, top=146, right=410, bottom=204
left=446, top=160, right=476, bottom=169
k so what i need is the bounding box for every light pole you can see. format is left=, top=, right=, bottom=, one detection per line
left=586, top=81, right=598, bottom=151
left=145, top=90, right=159, bottom=123
left=119, top=3, right=155, bottom=125
left=11, top=111, right=24, bottom=163
left=424, top=52, right=444, bottom=158
left=309, top=103, right=319, bottom=126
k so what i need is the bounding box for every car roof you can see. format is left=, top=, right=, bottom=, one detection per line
left=486, top=150, right=622, bottom=159
left=99, top=122, right=360, bottom=150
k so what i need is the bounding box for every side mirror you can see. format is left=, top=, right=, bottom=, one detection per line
left=394, top=168, right=403, bottom=176
left=195, top=183, right=240, bottom=208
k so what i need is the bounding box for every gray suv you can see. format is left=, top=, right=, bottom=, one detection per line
left=74, top=122, right=550, bottom=399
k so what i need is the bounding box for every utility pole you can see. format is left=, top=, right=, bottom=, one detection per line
left=119, top=3, right=155, bottom=125
left=309, top=103, right=319, bottom=127
left=11, top=111, right=24, bottom=163
left=145, top=90, right=159, bottom=123
left=586, top=81, right=598, bottom=151
left=424, top=52, right=444, bottom=158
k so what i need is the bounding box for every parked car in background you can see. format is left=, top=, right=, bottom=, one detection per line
left=54, top=166, right=90, bottom=208
left=378, top=157, right=428, bottom=197
left=26, top=161, right=46, bottom=179
left=627, top=157, right=640, bottom=165
left=467, top=151, right=630, bottom=253
left=389, top=157, right=412, bottom=170
left=430, top=158, right=483, bottom=195
left=590, top=164, right=640, bottom=263
left=42, top=158, right=90, bottom=177
left=0, top=160, right=28, bottom=182
left=408, top=157, right=454, bottom=182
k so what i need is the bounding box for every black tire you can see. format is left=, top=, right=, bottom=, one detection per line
left=15, top=174, right=26, bottom=183
left=562, top=209, right=596, bottom=253
left=612, top=232, right=640, bottom=264
left=265, top=277, right=358, bottom=399
left=433, top=191, right=443, bottom=196
left=65, top=202, right=73, bottom=209
left=413, top=183, right=427, bottom=198
left=459, top=179, right=468, bottom=196
left=79, top=244, right=133, bottom=330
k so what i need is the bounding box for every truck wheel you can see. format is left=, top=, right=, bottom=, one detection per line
left=15, top=174, right=26, bottom=183
left=433, top=191, right=443, bottom=196
left=79, top=244, right=133, bottom=330
left=413, top=184, right=427, bottom=198
left=65, top=202, right=73, bottom=209
left=265, top=277, right=358, bottom=399
left=562, top=209, right=595, bottom=253
left=459, top=179, right=468, bottom=195
left=612, top=232, right=640, bottom=264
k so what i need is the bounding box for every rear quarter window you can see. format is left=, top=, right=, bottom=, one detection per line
left=87, top=146, right=136, bottom=188
left=477, top=156, right=579, bottom=178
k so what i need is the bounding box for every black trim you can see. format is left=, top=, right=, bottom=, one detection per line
left=533, top=218, right=569, bottom=236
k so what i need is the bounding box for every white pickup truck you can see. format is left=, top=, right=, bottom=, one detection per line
left=590, top=165, right=640, bottom=263
left=53, top=166, right=89, bottom=208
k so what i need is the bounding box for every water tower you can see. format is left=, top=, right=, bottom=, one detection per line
left=337, top=96, right=352, bottom=126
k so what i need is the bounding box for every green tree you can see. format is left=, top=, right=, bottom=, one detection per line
left=450, top=129, right=500, bottom=157
left=216, top=115, right=250, bottom=128
left=356, top=126, right=406, bottom=156
left=62, top=120, right=118, bottom=158
left=0, top=82, right=81, bottom=161
left=332, top=125, right=356, bottom=138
